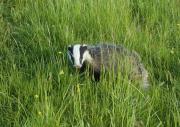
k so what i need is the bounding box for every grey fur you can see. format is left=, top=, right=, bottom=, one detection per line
left=69, top=43, right=149, bottom=89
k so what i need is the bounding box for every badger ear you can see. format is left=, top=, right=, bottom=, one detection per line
left=68, top=45, right=73, bottom=52
left=82, top=45, right=87, bottom=50
left=82, top=45, right=87, bottom=51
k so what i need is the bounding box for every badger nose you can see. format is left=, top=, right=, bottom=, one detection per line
left=74, top=65, right=81, bottom=69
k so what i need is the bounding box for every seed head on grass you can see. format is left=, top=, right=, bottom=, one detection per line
left=76, top=83, right=80, bottom=94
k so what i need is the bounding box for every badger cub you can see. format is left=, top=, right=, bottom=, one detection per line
left=67, top=43, right=149, bottom=89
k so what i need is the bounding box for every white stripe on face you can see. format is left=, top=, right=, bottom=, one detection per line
left=73, top=44, right=82, bottom=67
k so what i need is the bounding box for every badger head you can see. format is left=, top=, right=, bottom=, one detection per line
left=67, top=44, right=92, bottom=69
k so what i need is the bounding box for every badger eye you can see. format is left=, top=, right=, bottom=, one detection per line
left=69, top=51, right=73, bottom=56
left=67, top=51, right=74, bottom=64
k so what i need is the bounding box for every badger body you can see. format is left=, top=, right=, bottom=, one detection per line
left=67, top=43, right=149, bottom=89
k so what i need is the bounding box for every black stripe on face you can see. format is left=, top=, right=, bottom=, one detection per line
left=68, top=46, right=74, bottom=64
left=80, top=46, right=87, bottom=64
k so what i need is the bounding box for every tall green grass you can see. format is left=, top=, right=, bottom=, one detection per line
left=0, top=0, right=180, bottom=126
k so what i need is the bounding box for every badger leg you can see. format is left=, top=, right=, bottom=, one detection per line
left=93, top=70, right=100, bottom=82
left=135, top=63, right=149, bottom=89
left=141, top=68, right=149, bottom=89
left=79, top=63, right=86, bottom=73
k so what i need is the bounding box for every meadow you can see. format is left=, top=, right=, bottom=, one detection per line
left=0, top=0, right=180, bottom=126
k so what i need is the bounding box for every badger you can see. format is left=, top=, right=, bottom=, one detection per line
left=67, top=43, right=149, bottom=89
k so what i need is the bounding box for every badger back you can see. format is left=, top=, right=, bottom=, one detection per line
left=88, top=44, right=142, bottom=74
left=88, top=44, right=123, bottom=70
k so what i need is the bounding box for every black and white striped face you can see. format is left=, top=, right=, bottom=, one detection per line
left=67, top=44, right=88, bottom=68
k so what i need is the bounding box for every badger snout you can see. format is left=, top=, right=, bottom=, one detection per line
left=73, top=65, right=82, bottom=69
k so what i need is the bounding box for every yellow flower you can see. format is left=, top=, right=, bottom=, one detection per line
left=170, top=50, right=174, bottom=54
left=58, top=51, right=63, bottom=54
left=38, top=111, right=42, bottom=116
left=59, top=70, right=64, bottom=75
left=170, top=48, right=174, bottom=54
left=34, top=94, right=39, bottom=99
